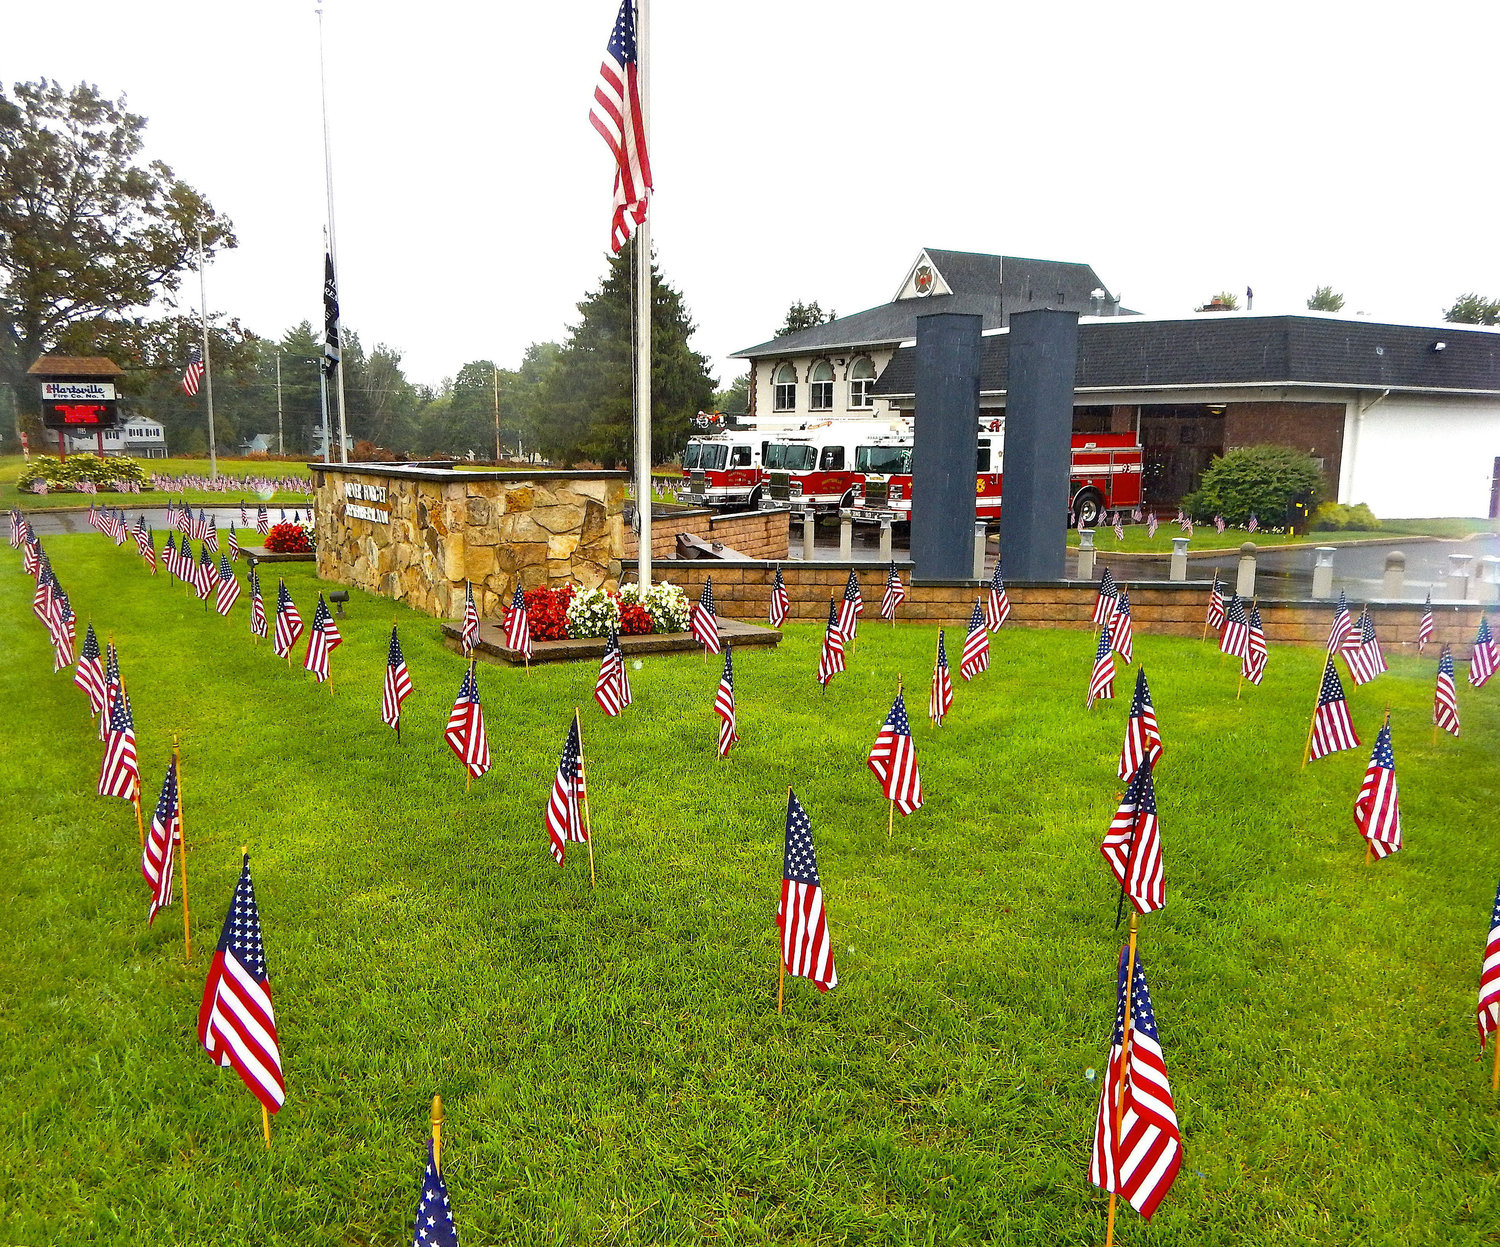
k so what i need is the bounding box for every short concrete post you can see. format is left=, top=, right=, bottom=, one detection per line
left=878, top=517, right=893, bottom=563
left=1312, top=546, right=1336, bottom=600
left=800, top=510, right=816, bottom=561
left=1448, top=553, right=1473, bottom=602
left=1479, top=556, right=1500, bottom=604
left=1236, top=541, right=1257, bottom=599
left=1077, top=529, right=1096, bottom=580
left=839, top=515, right=853, bottom=561
left=973, top=522, right=988, bottom=580
left=1169, top=537, right=1189, bottom=582
left=1382, top=550, right=1406, bottom=600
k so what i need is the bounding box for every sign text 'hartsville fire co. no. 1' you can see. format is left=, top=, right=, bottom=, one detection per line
left=344, top=481, right=389, bottom=524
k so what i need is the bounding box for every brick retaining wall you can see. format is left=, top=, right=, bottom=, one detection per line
left=623, top=507, right=789, bottom=562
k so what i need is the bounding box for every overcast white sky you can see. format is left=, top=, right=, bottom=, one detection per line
left=9, top=1, right=1500, bottom=391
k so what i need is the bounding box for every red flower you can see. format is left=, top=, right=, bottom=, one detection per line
left=523, top=583, right=574, bottom=642
left=618, top=601, right=653, bottom=636
left=264, top=522, right=311, bottom=554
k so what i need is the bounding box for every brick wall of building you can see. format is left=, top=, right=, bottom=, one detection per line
left=622, top=507, right=789, bottom=562
left=1223, top=401, right=1346, bottom=492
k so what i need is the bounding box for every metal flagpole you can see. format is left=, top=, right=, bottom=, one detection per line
left=196, top=227, right=218, bottom=479
left=633, top=0, right=653, bottom=589
left=317, top=5, right=348, bottom=464
left=275, top=353, right=284, bottom=456
left=493, top=365, right=502, bottom=463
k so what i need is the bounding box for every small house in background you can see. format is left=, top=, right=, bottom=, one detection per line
left=64, top=414, right=168, bottom=459
left=241, top=433, right=273, bottom=455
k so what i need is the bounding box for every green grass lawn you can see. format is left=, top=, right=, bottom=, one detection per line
left=0, top=455, right=314, bottom=510
left=1069, top=526, right=1393, bottom=553
left=3, top=536, right=1499, bottom=1245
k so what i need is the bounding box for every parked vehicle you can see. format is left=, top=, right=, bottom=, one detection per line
left=680, top=415, right=810, bottom=509
left=758, top=419, right=913, bottom=516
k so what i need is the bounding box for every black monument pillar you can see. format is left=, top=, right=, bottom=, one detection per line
left=999, top=309, right=1079, bottom=581
left=910, top=313, right=981, bottom=581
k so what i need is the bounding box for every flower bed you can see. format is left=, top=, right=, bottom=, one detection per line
left=264, top=520, right=315, bottom=554
left=522, top=580, right=691, bottom=640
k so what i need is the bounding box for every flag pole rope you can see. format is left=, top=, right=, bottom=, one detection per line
left=173, top=735, right=191, bottom=962
left=576, top=708, right=596, bottom=888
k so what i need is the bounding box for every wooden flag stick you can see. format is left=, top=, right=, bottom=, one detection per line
left=575, top=708, right=596, bottom=889
left=1300, top=658, right=1328, bottom=770
left=173, top=734, right=191, bottom=961
left=1105, top=911, right=1141, bottom=1247
left=431, top=1094, right=445, bottom=1174
left=132, top=789, right=145, bottom=849
left=262, top=1103, right=271, bottom=1149
left=777, top=958, right=785, bottom=1015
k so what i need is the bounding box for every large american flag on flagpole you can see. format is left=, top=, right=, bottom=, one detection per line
left=197, top=853, right=285, bottom=1114
left=1102, top=764, right=1166, bottom=914
left=181, top=347, right=205, bottom=397
left=444, top=665, right=491, bottom=779
left=1353, top=720, right=1402, bottom=859
left=867, top=690, right=923, bottom=815
left=779, top=790, right=837, bottom=992
left=590, top=0, right=654, bottom=253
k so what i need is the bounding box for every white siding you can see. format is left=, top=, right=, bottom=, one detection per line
left=750, top=347, right=901, bottom=423
left=1340, top=395, right=1500, bottom=517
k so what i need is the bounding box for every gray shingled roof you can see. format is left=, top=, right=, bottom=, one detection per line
left=871, top=314, right=1500, bottom=397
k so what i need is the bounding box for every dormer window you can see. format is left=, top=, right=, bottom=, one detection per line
left=809, top=361, right=834, bottom=411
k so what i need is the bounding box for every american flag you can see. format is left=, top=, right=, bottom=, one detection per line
left=1089, top=947, right=1182, bottom=1222
left=204, top=516, right=219, bottom=553
left=87, top=502, right=102, bottom=533
left=1327, top=590, right=1355, bottom=655
left=175, top=502, right=193, bottom=535
left=239, top=501, right=248, bottom=526
left=1478, top=875, right=1500, bottom=1051
left=1353, top=720, right=1402, bottom=859
left=1146, top=511, right=1158, bottom=539
left=227, top=527, right=240, bottom=562
left=1434, top=644, right=1460, bottom=737
left=1117, top=667, right=1162, bottom=780
left=1308, top=658, right=1360, bottom=761
left=504, top=584, right=532, bottom=659
left=930, top=629, right=954, bottom=726
left=196, top=546, right=218, bottom=600
left=1214, top=514, right=1226, bottom=534
left=409, top=1140, right=459, bottom=1247
left=99, top=677, right=140, bottom=800
left=594, top=629, right=632, bottom=716
left=816, top=597, right=846, bottom=687
left=22, top=533, right=40, bottom=577
left=139, top=525, right=158, bottom=575
left=1247, top=513, right=1259, bottom=534
left=1093, top=566, right=1118, bottom=625
left=192, top=508, right=208, bottom=541
left=880, top=563, right=906, bottom=621
left=1102, top=764, right=1165, bottom=914
left=1088, top=624, right=1116, bottom=709
left=1417, top=593, right=1434, bottom=653
left=714, top=644, right=738, bottom=757
left=303, top=593, right=343, bottom=682
left=1205, top=573, right=1225, bottom=633
left=248, top=566, right=268, bottom=639
left=99, top=638, right=120, bottom=743
left=838, top=570, right=864, bottom=639
left=460, top=581, right=480, bottom=655
left=1113, top=514, right=1125, bottom=541
left=589, top=0, right=653, bottom=253
left=181, top=346, right=205, bottom=397
left=50, top=584, right=75, bottom=671
left=779, top=791, right=837, bottom=992
left=214, top=554, right=242, bottom=616
left=141, top=755, right=179, bottom=925
left=163, top=532, right=178, bottom=579
left=691, top=578, right=721, bottom=654
left=1243, top=602, right=1268, bottom=685
left=867, top=690, right=923, bottom=815
left=32, top=567, right=55, bottom=628
left=1470, top=616, right=1497, bottom=688
left=256, top=505, right=270, bottom=536
left=197, top=852, right=285, bottom=1114
left=984, top=560, right=1012, bottom=631
left=1110, top=589, right=1135, bottom=664
left=1219, top=594, right=1250, bottom=660
left=769, top=566, right=789, bottom=629
left=545, top=715, right=588, bottom=865
left=272, top=581, right=304, bottom=658
left=444, top=665, right=491, bottom=778
left=74, top=622, right=107, bottom=715
left=111, top=507, right=128, bottom=544
left=959, top=598, right=989, bottom=681
left=382, top=626, right=414, bottom=731
left=1344, top=608, right=1387, bottom=685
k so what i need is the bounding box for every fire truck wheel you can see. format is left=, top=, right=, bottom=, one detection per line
left=1072, top=491, right=1105, bottom=527
left=839, top=488, right=858, bottom=510
left=747, top=485, right=764, bottom=510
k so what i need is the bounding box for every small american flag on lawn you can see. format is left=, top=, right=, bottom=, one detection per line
left=1344, top=608, right=1386, bottom=685
left=1417, top=593, right=1434, bottom=653
left=204, top=516, right=218, bottom=553
left=1219, top=594, right=1250, bottom=660
left=880, top=563, right=905, bottom=621
left=239, top=501, right=248, bottom=526
left=303, top=593, right=342, bottom=682
left=838, top=570, right=863, bottom=640
left=1118, top=667, right=1162, bottom=780
left=816, top=598, right=846, bottom=687
left=195, top=546, right=217, bottom=600
left=594, top=629, right=632, bottom=716
left=1353, top=720, right=1402, bottom=859
left=1088, top=624, right=1116, bottom=708
left=1244, top=602, right=1268, bottom=685
left=1214, top=514, right=1226, bottom=534
left=249, top=567, right=268, bottom=639
left=50, top=584, right=75, bottom=671
left=984, top=560, right=1012, bottom=631
left=444, top=665, right=491, bottom=779
left=1434, top=645, right=1460, bottom=737
left=227, top=527, right=240, bottom=562
left=382, top=626, right=414, bottom=731
left=691, top=578, right=721, bottom=654
left=504, top=584, right=532, bottom=659
left=1111, top=589, right=1135, bottom=664
left=409, top=1140, right=459, bottom=1247
left=163, top=532, right=178, bottom=578
left=1307, top=658, right=1360, bottom=761
left=960, top=599, right=989, bottom=681
left=769, top=567, right=789, bottom=628
left=867, top=689, right=923, bottom=815
left=1205, top=572, right=1225, bottom=633
left=714, top=644, right=738, bottom=757
left=1146, top=511, right=1158, bottom=538
left=99, top=677, right=140, bottom=800
left=197, top=852, right=285, bottom=1114
left=74, top=622, right=107, bottom=715
left=141, top=754, right=179, bottom=925
left=461, top=581, right=480, bottom=655
left=930, top=630, right=954, bottom=726
left=779, top=791, right=837, bottom=992
left=590, top=0, right=654, bottom=253
left=1102, top=763, right=1165, bottom=914
left=545, top=715, right=588, bottom=865
left=1470, top=616, right=1497, bottom=688
left=1247, top=514, right=1258, bottom=533
left=1093, top=566, right=1118, bottom=625
left=1089, top=947, right=1182, bottom=1222
left=1113, top=515, right=1125, bottom=541
left=272, top=581, right=304, bottom=658
left=1477, top=875, right=1500, bottom=1051
left=214, top=554, right=241, bottom=616
left=256, top=505, right=269, bottom=536
left=192, top=508, right=208, bottom=541
left=1327, top=590, right=1355, bottom=655
left=181, top=346, right=205, bottom=397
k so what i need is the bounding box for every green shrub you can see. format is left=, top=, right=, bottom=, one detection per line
left=1311, top=501, right=1381, bottom=532
left=1182, top=444, right=1323, bottom=526
left=17, top=455, right=150, bottom=493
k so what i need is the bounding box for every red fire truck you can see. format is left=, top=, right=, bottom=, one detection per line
left=679, top=415, right=808, bottom=509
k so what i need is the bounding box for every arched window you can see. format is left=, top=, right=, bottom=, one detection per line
left=849, top=357, right=875, bottom=409
left=809, top=361, right=834, bottom=411
left=773, top=363, right=796, bottom=412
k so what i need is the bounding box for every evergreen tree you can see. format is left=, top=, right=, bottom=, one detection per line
left=1444, top=293, right=1500, bottom=326
left=1306, top=285, right=1345, bottom=312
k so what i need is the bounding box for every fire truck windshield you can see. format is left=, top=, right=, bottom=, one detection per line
left=764, top=443, right=814, bottom=471
left=683, top=443, right=727, bottom=470
left=855, top=445, right=911, bottom=474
